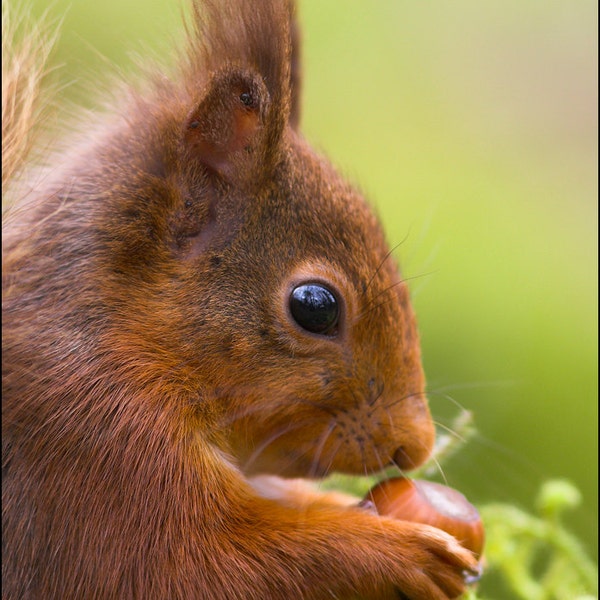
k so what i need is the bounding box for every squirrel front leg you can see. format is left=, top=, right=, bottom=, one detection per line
left=207, top=478, right=478, bottom=600
left=249, top=474, right=360, bottom=509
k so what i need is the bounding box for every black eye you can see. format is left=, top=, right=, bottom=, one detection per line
left=289, top=283, right=339, bottom=335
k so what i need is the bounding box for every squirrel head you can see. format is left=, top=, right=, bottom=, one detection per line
left=24, top=0, right=434, bottom=479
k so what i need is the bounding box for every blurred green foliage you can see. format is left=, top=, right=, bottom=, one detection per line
left=25, top=0, right=598, bottom=596
left=473, top=479, right=597, bottom=599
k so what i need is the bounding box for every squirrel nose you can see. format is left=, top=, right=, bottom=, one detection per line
left=393, top=446, right=418, bottom=470
left=392, top=441, right=432, bottom=471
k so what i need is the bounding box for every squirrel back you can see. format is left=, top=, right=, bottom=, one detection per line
left=2, top=2, right=477, bottom=598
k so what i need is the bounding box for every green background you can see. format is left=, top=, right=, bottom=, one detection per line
left=26, top=0, right=598, bottom=594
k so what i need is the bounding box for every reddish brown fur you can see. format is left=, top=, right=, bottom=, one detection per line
left=2, top=1, right=477, bottom=598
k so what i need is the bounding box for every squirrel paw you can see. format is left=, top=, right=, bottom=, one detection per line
left=377, top=521, right=480, bottom=600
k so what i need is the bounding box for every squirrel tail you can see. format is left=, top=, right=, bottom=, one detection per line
left=2, top=4, right=56, bottom=200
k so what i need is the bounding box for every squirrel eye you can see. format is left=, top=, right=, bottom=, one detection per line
left=289, top=283, right=339, bottom=335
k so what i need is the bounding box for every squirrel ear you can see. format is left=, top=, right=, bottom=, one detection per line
left=183, top=68, right=270, bottom=182
left=289, top=13, right=302, bottom=129
left=182, top=0, right=295, bottom=181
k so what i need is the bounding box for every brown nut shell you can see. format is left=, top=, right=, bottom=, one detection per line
left=366, top=477, right=485, bottom=557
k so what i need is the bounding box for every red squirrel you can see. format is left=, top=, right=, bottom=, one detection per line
left=2, top=1, right=478, bottom=598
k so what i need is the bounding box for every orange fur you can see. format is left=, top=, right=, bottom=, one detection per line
left=2, top=1, right=477, bottom=598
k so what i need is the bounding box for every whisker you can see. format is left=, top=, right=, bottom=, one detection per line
left=308, top=419, right=338, bottom=479
left=242, top=421, right=309, bottom=471
left=432, top=419, right=468, bottom=444
left=371, top=443, right=389, bottom=478
left=390, top=454, right=410, bottom=479
left=470, top=430, right=542, bottom=475
left=420, top=448, right=448, bottom=486
left=405, top=240, right=442, bottom=302
left=427, top=380, right=517, bottom=394
left=383, top=404, right=396, bottom=432
left=322, top=441, right=344, bottom=478
left=368, top=385, right=384, bottom=407
left=356, top=271, right=437, bottom=322
left=382, top=389, right=427, bottom=412
left=362, top=234, right=411, bottom=298
left=399, top=207, right=437, bottom=271
left=363, top=448, right=394, bottom=536
left=293, top=397, right=338, bottom=418
left=424, top=390, right=468, bottom=413
left=365, top=271, right=435, bottom=311
left=219, top=395, right=336, bottom=429
left=218, top=401, right=272, bottom=427
left=273, top=431, right=345, bottom=479
left=361, top=450, right=371, bottom=480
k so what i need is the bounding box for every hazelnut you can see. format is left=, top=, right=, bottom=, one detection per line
left=365, top=477, right=485, bottom=557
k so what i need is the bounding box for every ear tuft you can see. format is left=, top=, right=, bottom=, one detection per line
left=180, top=0, right=299, bottom=182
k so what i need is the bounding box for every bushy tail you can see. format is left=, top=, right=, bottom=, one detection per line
left=2, top=4, right=56, bottom=200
